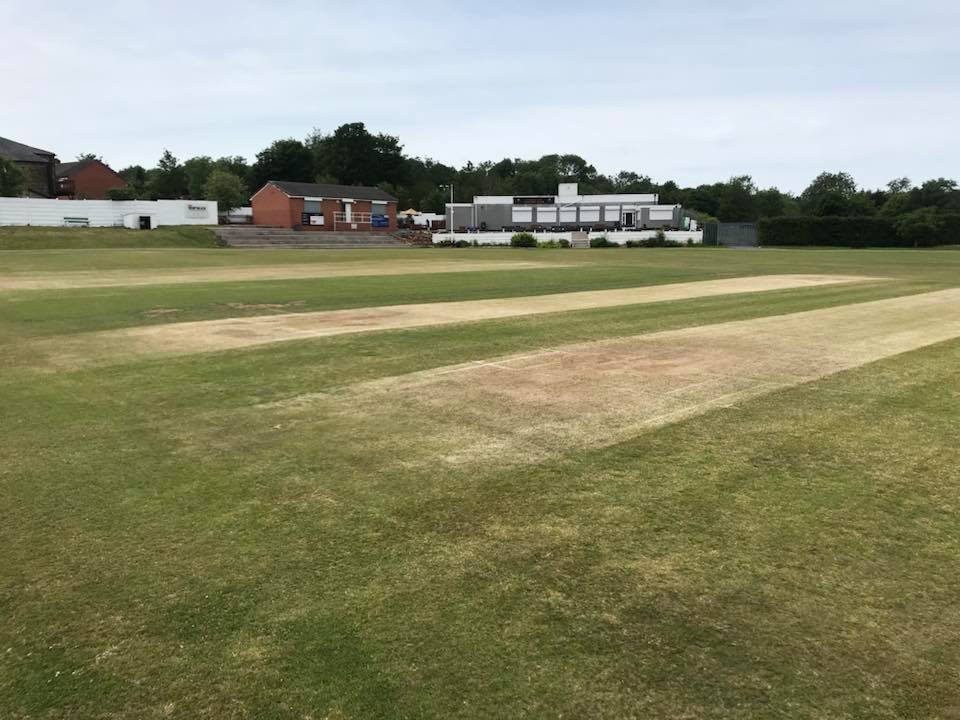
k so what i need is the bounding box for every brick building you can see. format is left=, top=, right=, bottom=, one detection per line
left=0, top=136, right=57, bottom=197
left=56, top=159, right=127, bottom=199
left=251, top=180, right=397, bottom=231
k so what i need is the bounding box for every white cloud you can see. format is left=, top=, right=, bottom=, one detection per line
left=3, top=0, right=958, bottom=191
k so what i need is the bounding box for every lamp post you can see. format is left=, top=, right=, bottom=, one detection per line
left=440, top=183, right=454, bottom=234
left=440, top=183, right=454, bottom=204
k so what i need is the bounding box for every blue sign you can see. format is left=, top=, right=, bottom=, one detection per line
left=371, top=214, right=389, bottom=228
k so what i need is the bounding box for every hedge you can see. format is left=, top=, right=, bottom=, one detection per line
left=758, top=216, right=901, bottom=247
left=758, top=214, right=960, bottom=248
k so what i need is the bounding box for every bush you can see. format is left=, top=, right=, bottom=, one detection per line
left=510, top=232, right=537, bottom=248
left=453, top=239, right=472, bottom=248
left=758, top=216, right=901, bottom=248
left=625, top=230, right=683, bottom=248
left=537, top=239, right=571, bottom=248
left=590, top=236, right=618, bottom=248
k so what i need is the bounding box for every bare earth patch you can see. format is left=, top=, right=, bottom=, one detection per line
left=36, top=275, right=878, bottom=366
left=263, top=289, right=960, bottom=467
left=0, top=260, right=570, bottom=291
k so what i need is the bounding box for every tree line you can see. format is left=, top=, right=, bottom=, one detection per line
left=3, top=121, right=958, bottom=228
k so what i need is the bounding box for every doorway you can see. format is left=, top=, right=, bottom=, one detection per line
left=138, top=216, right=152, bottom=230
left=622, top=211, right=635, bottom=228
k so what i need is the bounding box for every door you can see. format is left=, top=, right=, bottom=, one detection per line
left=139, top=216, right=151, bottom=230
left=622, top=211, right=635, bottom=228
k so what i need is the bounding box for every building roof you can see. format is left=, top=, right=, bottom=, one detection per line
left=0, top=136, right=56, bottom=163
left=55, top=159, right=95, bottom=177
left=267, top=180, right=397, bottom=202
left=55, top=158, right=123, bottom=180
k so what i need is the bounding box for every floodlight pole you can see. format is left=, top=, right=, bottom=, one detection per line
left=441, top=183, right=455, bottom=235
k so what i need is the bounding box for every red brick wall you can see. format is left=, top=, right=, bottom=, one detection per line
left=252, top=185, right=399, bottom=230
left=252, top=184, right=302, bottom=228
left=386, top=202, right=397, bottom=230
left=67, top=162, right=127, bottom=199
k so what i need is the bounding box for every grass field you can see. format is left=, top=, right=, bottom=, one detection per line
left=2, top=241, right=960, bottom=718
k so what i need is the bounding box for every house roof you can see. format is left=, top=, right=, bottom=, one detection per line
left=56, top=158, right=123, bottom=180
left=0, top=136, right=56, bottom=163
left=267, top=180, right=397, bottom=202
left=55, top=159, right=95, bottom=177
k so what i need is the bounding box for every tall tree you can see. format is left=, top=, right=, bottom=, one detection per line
left=801, top=171, right=859, bottom=215
left=612, top=171, right=655, bottom=193
left=118, top=165, right=148, bottom=196
left=212, top=156, right=251, bottom=192
left=912, top=178, right=960, bottom=210
left=753, top=188, right=797, bottom=217
left=312, top=123, right=406, bottom=186
left=250, top=139, right=313, bottom=190
left=147, top=150, right=187, bottom=199
left=183, top=156, right=214, bottom=198
left=887, top=177, right=912, bottom=194
left=716, top=175, right=757, bottom=222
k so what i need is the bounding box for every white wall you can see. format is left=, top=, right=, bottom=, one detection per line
left=0, top=198, right=219, bottom=228
left=433, top=230, right=703, bottom=245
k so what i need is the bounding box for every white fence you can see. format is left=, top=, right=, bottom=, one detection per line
left=0, top=198, right=219, bottom=228
left=433, top=229, right=703, bottom=246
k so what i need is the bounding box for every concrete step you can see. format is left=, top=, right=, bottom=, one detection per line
left=215, top=226, right=411, bottom=249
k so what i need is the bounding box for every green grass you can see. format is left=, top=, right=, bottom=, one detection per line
left=0, top=226, right=221, bottom=250
left=2, top=246, right=960, bottom=718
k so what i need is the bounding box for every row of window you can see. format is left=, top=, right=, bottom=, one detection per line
left=511, top=206, right=674, bottom=223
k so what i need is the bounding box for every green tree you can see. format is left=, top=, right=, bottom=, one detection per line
left=912, top=178, right=959, bottom=210
left=754, top=187, right=792, bottom=218
left=716, top=176, right=757, bottom=222
left=657, top=180, right=683, bottom=205
left=212, top=156, right=251, bottom=192
left=896, top=207, right=943, bottom=248
left=147, top=150, right=187, bottom=199
left=183, top=156, right=214, bottom=198
left=311, top=123, right=406, bottom=186
left=612, top=171, right=655, bottom=193
left=203, top=170, right=248, bottom=214
left=119, top=165, right=148, bottom=195
left=0, top=157, right=26, bottom=196
left=76, top=152, right=101, bottom=162
left=801, top=171, right=858, bottom=215
left=250, top=139, right=313, bottom=190
left=887, top=177, right=912, bottom=194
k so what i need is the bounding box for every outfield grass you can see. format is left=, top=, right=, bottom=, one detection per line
left=0, top=226, right=221, bottom=250
left=2, top=246, right=960, bottom=718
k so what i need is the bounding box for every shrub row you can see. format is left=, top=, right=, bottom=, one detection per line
left=758, top=216, right=899, bottom=247
left=758, top=213, right=960, bottom=248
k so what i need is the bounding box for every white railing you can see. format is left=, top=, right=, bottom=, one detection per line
left=334, top=212, right=372, bottom=226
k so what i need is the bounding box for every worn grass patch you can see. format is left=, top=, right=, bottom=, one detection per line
left=20, top=274, right=878, bottom=365
left=0, top=259, right=570, bottom=291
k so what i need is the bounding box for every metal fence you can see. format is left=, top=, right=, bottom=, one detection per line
left=704, top=223, right=758, bottom=247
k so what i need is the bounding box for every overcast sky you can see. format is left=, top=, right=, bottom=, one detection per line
left=4, top=0, right=958, bottom=193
